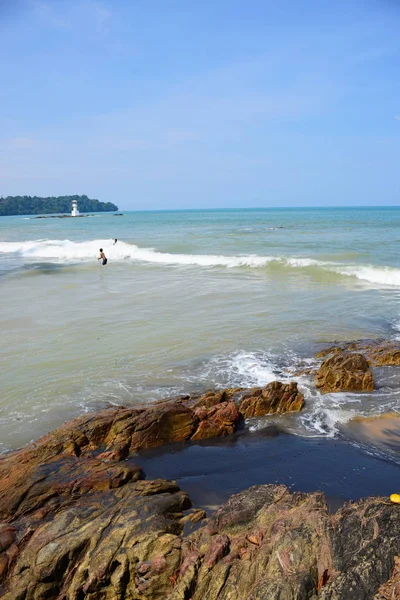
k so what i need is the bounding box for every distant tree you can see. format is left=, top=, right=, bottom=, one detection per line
left=0, top=195, right=118, bottom=216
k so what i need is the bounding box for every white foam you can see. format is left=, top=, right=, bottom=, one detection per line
left=2, top=239, right=400, bottom=287
left=300, top=406, right=356, bottom=438
left=0, top=239, right=277, bottom=267
left=200, top=350, right=281, bottom=389
left=284, top=257, right=321, bottom=268
left=224, top=351, right=283, bottom=387
left=334, top=265, right=400, bottom=286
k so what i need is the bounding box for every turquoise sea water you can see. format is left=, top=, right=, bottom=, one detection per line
left=1, top=207, right=400, bottom=455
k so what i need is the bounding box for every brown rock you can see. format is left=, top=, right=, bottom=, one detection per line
left=239, top=381, right=304, bottom=418
left=103, top=402, right=199, bottom=452
left=315, top=351, right=374, bottom=393
left=363, top=341, right=400, bottom=367
left=173, top=485, right=333, bottom=600
left=0, top=526, right=16, bottom=553
left=192, top=401, right=240, bottom=440
left=316, top=339, right=400, bottom=367
left=0, top=453, right=142, bottom=522
left=191, top=388, right=243, bottom=409
left=2, top=448, right=400, bottom=600
left=0, top=382, right=303, bottom=528
left=0, top=477, right=191, bottom=600
left=180, top=509, right=207, bottom=525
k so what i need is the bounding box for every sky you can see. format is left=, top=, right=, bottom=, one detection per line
left=0, top=0, right=400, bottom=210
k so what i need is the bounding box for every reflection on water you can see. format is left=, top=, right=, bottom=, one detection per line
left=341, top=413, right=400, bottom=459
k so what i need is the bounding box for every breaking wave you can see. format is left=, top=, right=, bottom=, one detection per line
left=1, top=239, right=400, bottom=286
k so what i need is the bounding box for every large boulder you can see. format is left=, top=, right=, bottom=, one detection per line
left=172, top=484, right=332, bottom=600
left=315, top=351, right=374, bottom=393
left=171, top=486, right=400, bottom=600
left=239, top=381, right=304, bottom=418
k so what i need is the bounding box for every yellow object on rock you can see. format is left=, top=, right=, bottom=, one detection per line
left=390, top=494, right=400, bottom=504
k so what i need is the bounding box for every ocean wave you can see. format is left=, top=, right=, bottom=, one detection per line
left=1, top=239, right=400, bottom=286
left=198, top=350, right=361, bottom=439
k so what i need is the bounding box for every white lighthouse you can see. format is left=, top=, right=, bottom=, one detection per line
left=71, top=199, right=79, bottom=217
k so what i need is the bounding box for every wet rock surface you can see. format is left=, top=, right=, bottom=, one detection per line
left=239, top=381, right=305, bottom=417
left=2, top=378, right=400, bottom=598
left=1, top=451, right=400, bottom=600
left=313, top=339, right=400, bottom=393
left=0, top=382, right=303, bottom=468
left=315, top=352, right=374, bottom=393
left=316, top=339, right=400, bottom=367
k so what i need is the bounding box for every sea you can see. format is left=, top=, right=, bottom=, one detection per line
left=1, top=206, right=400, bottom=468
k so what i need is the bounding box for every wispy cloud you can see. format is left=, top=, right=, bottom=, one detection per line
left=395, top=115, right=400, bottom=120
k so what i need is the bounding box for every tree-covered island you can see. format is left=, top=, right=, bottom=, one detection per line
left=0, top=195, right=118, bottom=216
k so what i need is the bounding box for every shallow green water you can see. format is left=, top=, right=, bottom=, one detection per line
left=1, top=207, right=400, bottom=453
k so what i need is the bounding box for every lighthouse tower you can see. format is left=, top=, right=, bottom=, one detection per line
left=71, top=199, right=79, bottom=217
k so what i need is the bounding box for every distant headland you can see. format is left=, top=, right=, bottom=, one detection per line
left=0, top=195, right=118, bottom=216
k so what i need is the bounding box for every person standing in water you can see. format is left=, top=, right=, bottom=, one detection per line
left=98, top=248, right=107, bottom=265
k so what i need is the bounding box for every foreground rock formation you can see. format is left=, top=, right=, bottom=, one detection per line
left=3, top=377, right=400, bottom=599
left=2, top=455, right=400, bottom=600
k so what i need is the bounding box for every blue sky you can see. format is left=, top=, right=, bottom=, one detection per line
left=1, top=0, right=400, bottom=209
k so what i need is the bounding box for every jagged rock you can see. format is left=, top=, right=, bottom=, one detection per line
left=0, top=453, right=143, bottom=522
left=239, top=381, right=305, bottom=417
left=11, top=399, right=237, bottom=465
left=192, top=401, right=240, bottom=440
left=2, top=447, right=400, bottom=600
left=0, top=383, right=304, bottom=538
left=374, top=555, right=400, bottom=599
left=192, top=388, right=243, bottom=409
left=318, top=497, right=400, bottom=599
left=0, top=476, right=191, bottom=600
left=315, top=352, right=374, bottom=393
left=0, top=384, right=302, bottom=475
left=171, top=484, right=332, bottom=600
left=171, top=486, right=400, bottom=600
left=316, top=339, right=400, bottom=367
left=351, top=339, right=400, bottom=367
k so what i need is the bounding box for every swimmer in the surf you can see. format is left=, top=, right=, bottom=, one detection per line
left=98, top=248, right=107, bottom=265
left=113, top=238, right=117, bottom=245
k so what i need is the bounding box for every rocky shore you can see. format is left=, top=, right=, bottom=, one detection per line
left=1, top=340, right=400, bottom=599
